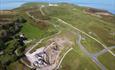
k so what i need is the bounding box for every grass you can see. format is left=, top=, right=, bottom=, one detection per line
left=43, top=4, right=115, bottom=46
left=111, top=48, right=115, bottom=54
left=0, top=40, right=16, bottom=62
left=90, top=25, right=115, bottom=46
left=21, top=22, right=45, bottom=39
left=1, top=2, right=115, bottom=70
left=60, top=48, right=100, bottom=70
left=7, top=60, right=31, bottom=70
left=0, top=3, right=57, bottom=68
left=98, top=52, right=115, bottom=70
left=18, top=6, right=58, bottom=40
left=81, top=36, right=104, bottom=53
left=29, top=28, right=60, bottom=53
left=29, top=42, right=45, bottom=53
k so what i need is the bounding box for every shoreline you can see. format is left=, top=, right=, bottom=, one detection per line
left=0, top=2, right=115, bottom=14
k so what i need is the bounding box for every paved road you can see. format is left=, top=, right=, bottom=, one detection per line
left=56, top=18, right=115, bottom=56
left=77, top=33, right=107, bottom=70
left=40, top=5, right=115, bottom=70
left=94, top=46, right=115, bottom=57
left=26, top=5, right=115, bottom=70
left=39, top=4, right=115, bottom=57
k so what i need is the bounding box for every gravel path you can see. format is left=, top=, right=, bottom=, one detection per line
left=56, top=18, right=115, bottom=56
left=77, top=34, right=107, bottom=70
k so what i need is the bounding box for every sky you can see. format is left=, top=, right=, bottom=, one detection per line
left=0, top=0, right=115, bottom=14
left=0, top=0, right=114, bottom=3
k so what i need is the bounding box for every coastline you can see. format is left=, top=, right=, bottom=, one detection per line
left=0, top=2, right=115, bottom=14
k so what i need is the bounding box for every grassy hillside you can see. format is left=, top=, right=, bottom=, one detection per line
left=98, top=52, right=115, bottom=70
left=60, top=49, right=100, bottom=70
left=18, top=3, right=115, bottom=70
left=42, top=3, right=115, bottom=46
left=0, top=2, right=57, bottom=69
left=0, top=2, right=115, bottom=70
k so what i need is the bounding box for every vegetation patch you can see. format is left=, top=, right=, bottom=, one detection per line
left=81, top=36, right=104, bottom=53
left=98, top=52, right=115, bottom=70
left=60, top=49, right=100, bottom=70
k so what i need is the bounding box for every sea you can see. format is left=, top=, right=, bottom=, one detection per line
left=0, top=0, right=115, bottom=14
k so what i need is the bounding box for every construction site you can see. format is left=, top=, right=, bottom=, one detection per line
left=25, top=36, right=73, bottom=70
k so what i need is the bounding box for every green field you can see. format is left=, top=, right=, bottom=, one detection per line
left=19, top=3, right=115, bottom=70
left=21, top=22, right=57, bottom=39
left=1, top=2, right=115, bottom=70
left=81, top=36, right=104, bottom=53
left=111, top=48, right=115, bottom=54
left=21, top=22, right=45, bottom=39
left=19, top=11, right=58, bottom=40
left=42, top=3, right=115, bottom=46
left=60, top=49, right=100, bottom=70
left=98, top=52, right=115, bottom=70
left=0, top=40, right=17, bottom=63
left=7, top=61, right=31, bottom=70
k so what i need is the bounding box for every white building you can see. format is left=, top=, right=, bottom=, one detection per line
left=48, top=4, right=58, bottom=6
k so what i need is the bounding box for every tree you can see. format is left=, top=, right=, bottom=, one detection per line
left=16, top=17, right=27, bottom=23
left=0, top=39, right=6, bottom=50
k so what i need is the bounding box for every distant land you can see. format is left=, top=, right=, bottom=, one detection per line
left=0, top=2, right=115, bottom=70
left=0, top=0, right=115, bottom=14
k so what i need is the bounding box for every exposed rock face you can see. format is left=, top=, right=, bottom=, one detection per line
left=85, top=8, right=112, bottom=17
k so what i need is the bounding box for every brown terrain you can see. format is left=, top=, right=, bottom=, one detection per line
left=25, top=35, right=73, bottom=70
left=85, top=8, right=112, bottom=17
left=0, top=10, right=17, bottom=14
left=0, top=10, right=17, bottom=26
left=0, top=10, right=26, bottom=43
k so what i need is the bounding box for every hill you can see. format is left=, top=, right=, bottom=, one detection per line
left=0, top=2, right=115, bottom=70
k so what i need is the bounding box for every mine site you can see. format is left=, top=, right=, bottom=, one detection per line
left=25, top=36, right=73, bottom=70
left=0, top=1, right=115, bottom=70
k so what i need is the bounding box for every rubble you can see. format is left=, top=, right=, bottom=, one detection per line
left=26, top=37, right=72, bottom=70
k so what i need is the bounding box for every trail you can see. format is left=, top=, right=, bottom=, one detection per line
left=94, top=46, right=115, bottom=57
left=56, top=18, right=115, bottom=56
left=77, top=34, right=107, bottom=70
left=40, top=5, right=45, bottom=16
left=56, top=48, right=73, bottom=69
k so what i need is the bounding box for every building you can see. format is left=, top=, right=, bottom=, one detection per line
left=18, top=34, right=27, bottom=46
